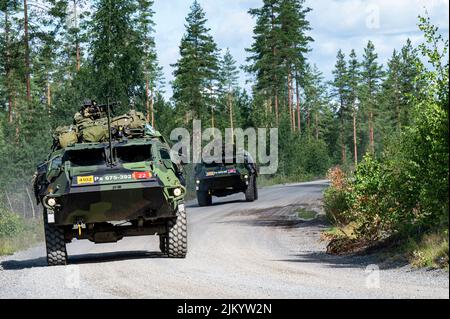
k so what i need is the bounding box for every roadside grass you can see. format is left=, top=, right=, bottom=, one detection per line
left=0, top=213, right=44, bottom=256
left=323, top=223, right=449, bottom=269
left=406, top=231, right=449, bottom=269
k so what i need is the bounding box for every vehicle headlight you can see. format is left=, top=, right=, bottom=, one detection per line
left=173, top=188, right=182, bottom=197
left=244, top=175, right=248, bottom=179
left=47, top=197, right=56, bottom=207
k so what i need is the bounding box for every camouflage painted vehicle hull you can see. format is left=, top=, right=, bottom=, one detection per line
left=34, top=135, right=188, bottom=266
left=43, top=173, right=174, bottom=225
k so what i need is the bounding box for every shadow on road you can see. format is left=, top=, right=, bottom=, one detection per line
left=187, top=198, right=247, bottom=208
left=276, top=250, right=410, bottom=270
left=218, top=204, right=329, bottom=229
left=1, top=250, right=164, bottom=270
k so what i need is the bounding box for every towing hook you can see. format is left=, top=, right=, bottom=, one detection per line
left=76, top=220, right=85, bottom=237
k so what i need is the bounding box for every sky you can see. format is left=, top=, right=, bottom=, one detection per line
left=153, top=0, right=449, bottom=99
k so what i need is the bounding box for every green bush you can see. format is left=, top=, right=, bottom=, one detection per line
left=323, top=186, right=350, bottom=225
left=0, top=209, right=25, bottom=238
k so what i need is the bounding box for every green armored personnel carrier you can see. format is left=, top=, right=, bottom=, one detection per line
left=33, top=100, right=187, bottom=266
left=194, top=148, right=258, bottom=206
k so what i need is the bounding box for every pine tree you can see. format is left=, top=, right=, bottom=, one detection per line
left=303, top=64, right=329, bottom=140
left=90, top=0, right=143, bottom=108
left=246, top=0, right=312, bottom=130
left=382, top=49, right=402, bottom=132
left=347, top=49, right=360, bottom=165
left=218, top=48, right=239, bottom=138
left=172, top=0, right=219, bottom=126
left=360, top=40, right=384, bottom=154
left=278, top=0, right=312, bottom=132
left=246, top=0, right=283, bottom=125
left=331, top=49, right=349, bottom=164
left=136, top=0, right=162, bottom=126
left=399, top=38, right=422, bottom=126
left=1, top=0, right=26, bottom=123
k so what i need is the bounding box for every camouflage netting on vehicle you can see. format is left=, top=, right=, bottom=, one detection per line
left=53, top=110, right=157, bottom=149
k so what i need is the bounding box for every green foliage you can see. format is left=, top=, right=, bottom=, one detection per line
left=323, top=187, right=350, bottom=226
left=172, top=0, right=220, bottom=125
left=407, top=231, right=449, bottom=269
left=89, top=0, right=145, bottom=107
left=0, top=214, right=43, bottom=256
left=323, top=16, right=449, bottom=267
left=0, top=208, right=24, bottom=238
left=323, top=166, right=351, bottom=225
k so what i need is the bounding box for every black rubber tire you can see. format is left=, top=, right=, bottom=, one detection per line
left=197, top=191, right=212, bottom=207
left=44, top=210, right=68, bottom=266
left=159, top=235, right=167, bottom=254
left=254, top=177, right=259, bottom=200
left=245, top=175, right=256, bottom=202
left=166, top=209, right=188, bottom=258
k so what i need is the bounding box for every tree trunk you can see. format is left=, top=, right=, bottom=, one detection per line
left=315, top=113, right=319, bottom=140
left=74, top=0, right=80, bottom=71
left=228, top=92, right=234, bottom=144
left=287, top=73, right=293, bottom=132
left=8, top=95, right=12, bottom=123
left=150, top=89, right=155, bottom=128
left=47, top=80, right=51, bottom=110
left=274, top=94, right=279, bottom=125
left=76, top=44, right=80, bottom=71
left=5, top=7, right=12, bottom=123
left=25, top=187, right=35, bottom=219
left=307, top=108, right=311, bottom=132
left=353, top=109, right=358, bottom=166
left=295, top=77, right=301, bottom=134
left=270, top=4, right=278, bottom=125
left=396, top=86, right=401, bottom=131
left=369, top=110, right=374, bottom=154
left=14, top=92, right=20, bottom=143
left=146, top=78, right=150, bottom=122
left=24, top=0, right=31, bottom=103
left=340, top=100, right=346, bottom=164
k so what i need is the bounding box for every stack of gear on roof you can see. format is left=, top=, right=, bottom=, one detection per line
left=52, top=99, right=158, bottom=149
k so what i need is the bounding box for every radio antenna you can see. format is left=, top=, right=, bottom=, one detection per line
left=106, top=96, right=114, bottom=166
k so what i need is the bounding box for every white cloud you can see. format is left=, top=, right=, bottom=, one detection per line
left=153, top=0, right=449, bottom=99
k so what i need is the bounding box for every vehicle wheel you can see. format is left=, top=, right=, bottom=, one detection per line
left=166, top=208, right=188, bottom=258
left=254, top=177, right=259, bottom=200
left=245, top=175, right=256, bottom=202
left=197, top=191, right=212, bottom=207
left=44, top=210, right=68, bottom=266
left=159, top=235, right=167, bottom=254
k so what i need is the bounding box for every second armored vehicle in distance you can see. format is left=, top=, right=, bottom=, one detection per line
left=194, top=149, right=258, bottom=206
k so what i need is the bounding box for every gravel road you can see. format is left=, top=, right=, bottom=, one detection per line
left=0, top=180, right=448, bottom=299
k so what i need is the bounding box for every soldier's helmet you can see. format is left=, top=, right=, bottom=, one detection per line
left=82, top=99, right=93, bottom=108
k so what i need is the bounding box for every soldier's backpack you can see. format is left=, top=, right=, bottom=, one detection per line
left=111, top=114, right=133, bottom=128
left=128, top=110, right=147, bottom=129
left=81, top=123, right=108, bottom=143
left=54, top=125, right=78, bottom=148
left=77, top=118, right=108, bottom=143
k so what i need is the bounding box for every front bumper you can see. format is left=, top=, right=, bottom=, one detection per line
left=46, top=179, right=176, bottom=225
